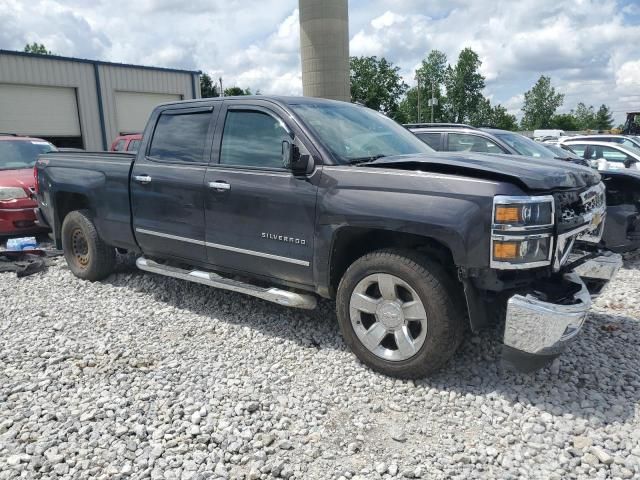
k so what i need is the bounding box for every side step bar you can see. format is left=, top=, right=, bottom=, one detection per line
left=136, top=257, right=317, bottom=310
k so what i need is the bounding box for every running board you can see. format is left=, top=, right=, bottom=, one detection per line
left=136, top=257, right=317, bottom=310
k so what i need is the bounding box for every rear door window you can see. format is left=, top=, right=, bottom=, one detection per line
left=149, top=110, right=212, bottom=163
left=448, top=133, right=505, bottom=154
left=415, top=132, right=442, bottom=150
left=113, top=139, right=125, bottom=151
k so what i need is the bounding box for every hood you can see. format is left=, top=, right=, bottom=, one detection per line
left=363, top=152, right=601, bottom=191
left=0, top=168, right=35, bottom=191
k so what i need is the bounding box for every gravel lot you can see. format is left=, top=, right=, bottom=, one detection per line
left=1, top=250, right=640, bottom=480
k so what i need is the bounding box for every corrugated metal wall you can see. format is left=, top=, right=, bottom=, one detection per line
left=0, top=51, right=200, bottom=150
left=98, top=64, right=198, bottom=144
left=0, top=53, right=102, bottom=148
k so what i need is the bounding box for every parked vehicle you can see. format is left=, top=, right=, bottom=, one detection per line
left=0, top=135, right=56, bottom=236
left=560, top=140, right=640, bottom=171
left=623, top=112, right=640, bottom=135
left=36, top=97, right=620, bottom=378
left=110, top=134, right=142, bottom=153
left=533, top=129, right=566, bottom=140
left=541, top=144, right=587, bottom=165
left=409, top=125, right=640, bottom=253
left=564, top=134, right=640, bottom=151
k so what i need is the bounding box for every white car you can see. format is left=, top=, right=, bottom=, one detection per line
left=565, top=134, right=640, bottom=150
left=560, top=140, right=640, bottom=171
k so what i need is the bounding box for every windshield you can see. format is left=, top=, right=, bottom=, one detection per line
left=0, top=140, right=56, bottom=171
left=495, top=133, right=555, bottom=159
left=289, top=102, right=434, bottom=164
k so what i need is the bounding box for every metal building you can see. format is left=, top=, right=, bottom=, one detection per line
left=0, top=50, right=200, bottom=150
left=299, top=0, right=350, bottom=102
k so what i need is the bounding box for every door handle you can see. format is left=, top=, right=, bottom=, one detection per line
left=134, top=175, right=152, bottom=184
left=208, top=181, right=231, bottom=191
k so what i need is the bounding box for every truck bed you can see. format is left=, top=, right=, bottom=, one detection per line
left=36, top=151, right=137, bottom=251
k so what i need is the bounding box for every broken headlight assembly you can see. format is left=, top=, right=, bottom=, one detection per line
left=491, top=195, right=555, bottom=269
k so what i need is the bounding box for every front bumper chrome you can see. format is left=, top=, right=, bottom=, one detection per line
left=504, top=271, right=591, bottom=357
left=573, top=251, right=623, bottom=298
left=502, top=253, right=621, bottom=371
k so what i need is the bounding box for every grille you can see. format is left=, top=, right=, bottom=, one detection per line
left=557, top=183, right=606, bottom=229
left=552, top=183, right=606, bottom=270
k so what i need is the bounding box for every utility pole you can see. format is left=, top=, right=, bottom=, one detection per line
left=219, top=77, right=224, bottom=97
left=431, top=81, right=435, bottom=123
left=415, top=75, right=421, bottom=123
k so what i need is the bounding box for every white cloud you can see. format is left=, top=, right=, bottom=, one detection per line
left=0, top=0, right=639, bottom=123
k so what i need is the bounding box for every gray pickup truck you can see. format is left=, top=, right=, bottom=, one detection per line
left=35, top=96, right=621, bottom=378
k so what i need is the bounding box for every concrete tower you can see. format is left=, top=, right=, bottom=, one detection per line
left=299, top=0, right=350, bottom=101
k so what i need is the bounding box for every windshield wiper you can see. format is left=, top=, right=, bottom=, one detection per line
left=347, top=154, right=387, bottom=165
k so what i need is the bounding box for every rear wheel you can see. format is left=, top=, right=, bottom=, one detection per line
left=336, top=249, right=465, bottom=378
left=61, top=210, right=115, bottom=281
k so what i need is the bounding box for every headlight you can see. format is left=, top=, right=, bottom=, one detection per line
left=493, top=196, right=554, bottom=228
left=0, top=187, right=28, bottom=201
left=491, top=195, right=555, bottom=269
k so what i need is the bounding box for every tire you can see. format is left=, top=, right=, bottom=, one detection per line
left=61, top=210, right=115, bottom=281
left=336, top=249, right=465, bottom=379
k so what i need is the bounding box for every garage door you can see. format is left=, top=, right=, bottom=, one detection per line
left=115, top=91, right=182, bottom=134
left=0, top=84, right=81, bottom=136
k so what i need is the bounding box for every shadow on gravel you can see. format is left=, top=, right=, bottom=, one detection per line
left=104, top=257, right=640, bottom=425
left=424, top=310, right=640, bottom=424
left=103, top=264, right=342, bottom=352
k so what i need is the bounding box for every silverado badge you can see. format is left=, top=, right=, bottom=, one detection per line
left=262, top=232, right=307, bottom=245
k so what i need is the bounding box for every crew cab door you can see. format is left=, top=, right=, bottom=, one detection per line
left=131, top=105, right=217, bottom=262
left=203, top=101, right=320, bottom=286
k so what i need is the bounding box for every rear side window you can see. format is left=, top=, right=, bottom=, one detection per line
left=149, top=111, right=211, bottom=163
left=113, top=139, right=126, bottom=151
left=416, top=132, right=441, bottom=150
left=219, top=110, right=290, bottom=168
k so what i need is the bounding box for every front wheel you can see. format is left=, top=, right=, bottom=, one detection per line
left=61, top=210, right=115, bottom=281
left=336, top=249, right=465, bottom=378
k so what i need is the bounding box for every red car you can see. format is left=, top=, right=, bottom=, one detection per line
left=110, top=133, right=142, bottom=152
left=0, top=135, right=56, bottom=236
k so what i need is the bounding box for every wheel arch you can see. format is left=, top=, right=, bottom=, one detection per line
left=53, top=191, right=92, bottom=247
left=327, top=227, right=457, bottom=298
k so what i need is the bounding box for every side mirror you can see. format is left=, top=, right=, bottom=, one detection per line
left=282, top=140, right=312, bottom=175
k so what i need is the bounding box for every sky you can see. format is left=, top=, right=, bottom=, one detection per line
left=1, top=0, right=639, bottom=124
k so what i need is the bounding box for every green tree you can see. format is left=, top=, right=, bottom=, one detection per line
left=443, top=48, right=485, bottom=123
left=350, top=56, right=408, bottom=120
left=397, top=87, right=429, bottom=124
left=24, top=42, right=52, bottom=55
left=595, top=104, right=614, bottom=130
left=489, top=104, right=518, bottom=130
left=415, top=50, right=448, bottom=122
left=549, top=113, right=579, bottom=130
left=200, top=73, right=219, bottom=98
left=468, top=99, right=517, bottom=130
left=468, top=97, right=492, bottom=126
left=573, top=102, right=596, bottom=130
left=224, top=86, right=252, bottom=96
left=520, top=76, right=564, bottom=130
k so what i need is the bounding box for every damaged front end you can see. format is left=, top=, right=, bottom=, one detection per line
left=500, top=183, right=622, bottom=371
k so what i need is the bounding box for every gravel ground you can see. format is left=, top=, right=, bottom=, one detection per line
left=1, top=250, right=639, bottom=480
